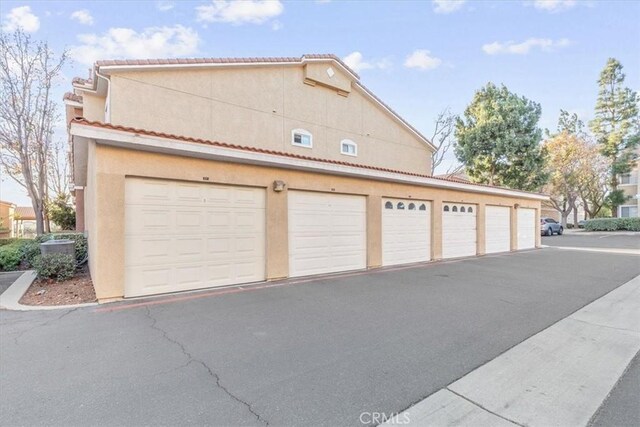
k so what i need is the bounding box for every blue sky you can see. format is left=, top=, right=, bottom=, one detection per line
left=1, top=0, right=639, bottom=205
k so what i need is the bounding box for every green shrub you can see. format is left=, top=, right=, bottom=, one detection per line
left=36, top=233, right=87, bottom=263
left=20, top=240, right=42, bottom=268
left=0, top=244, right=23, bottom=271
left=584, top=217, right=640, bottom=232
left=33, top=253, right=76, bottom=282
left=0, top=238, right=21, bottom=247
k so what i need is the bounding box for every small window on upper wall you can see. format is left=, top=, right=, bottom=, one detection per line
left=408, top=203, right=416, bottom=210
left=385, top=201, right=393, bottom=209
left=292, top=129, right=312, bottom=148
left=419, top=204, right=427, bottom=211
left=452, top=206, right=458, bottom=212
left=444, top=205, right=450, bottom=212
left=397, top=202, right=405, bottom=210
left=340, top=139, right=357, bottom=156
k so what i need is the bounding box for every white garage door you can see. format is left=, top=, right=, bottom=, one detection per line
left=124, top=178, right=265, bottom=297
left=517, top=208, right=536, bottom=250
left=485, top=206, right=511, bottom=254
left=442, top=203, right=477, bottom=259
left=288, top=191, right=366, bottom=277
left=382, top=199, right=431, bottom=266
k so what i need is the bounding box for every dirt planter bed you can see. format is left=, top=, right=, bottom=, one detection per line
left=19, top=265, right=96, bottom=306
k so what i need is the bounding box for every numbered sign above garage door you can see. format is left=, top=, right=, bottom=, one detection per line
left=288, top=191, right=366, bottom=278
left=442, top=203, right=477, bottom=259
left=517, top=208, right=536, bottom=249
left=124, top=178, right=266, bottom=298
left=485, top=205, right=511, bottom=254
left=382, top=199, right=431, bottom=266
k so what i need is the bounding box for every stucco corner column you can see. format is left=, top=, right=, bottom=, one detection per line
left=476, top=202, right=486, bottom=256
left=510, top=205, right=518, bottom=251
left=432, top=199, right=443, bottom=260
left=367, top=195, right=382, bottom=269
left=535, top=207, right=542, bottom=248
left=74, top=187, right=85, bottom=232
left=266, top=187, right=288, bottom=281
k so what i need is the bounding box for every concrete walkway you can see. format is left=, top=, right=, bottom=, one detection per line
left=385, top=275, right=640, bottom=426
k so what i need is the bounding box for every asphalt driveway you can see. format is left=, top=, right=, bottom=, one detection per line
left=543, top=230, right=640, bottom=249
left=1, top=247, right=639, bottom=426
left=0, top=271, right=22, bottom=295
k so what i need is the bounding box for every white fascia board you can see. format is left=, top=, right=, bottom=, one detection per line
left=69, top=123, right=548, bottom=201
left=63, top=100, right=83, bottom=108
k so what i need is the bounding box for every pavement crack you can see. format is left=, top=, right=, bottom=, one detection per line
left=446, top=387, right=524, bottom=427
left=144, top=307, right=269, bottom=426
left=13, top=307, right=80, bottom=345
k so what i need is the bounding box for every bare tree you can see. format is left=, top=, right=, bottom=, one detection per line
left=48, top=139, right=70, bottom=199
left=430, top=108, right=463, bottom=175
left=0, top=31, right=67, bottom=235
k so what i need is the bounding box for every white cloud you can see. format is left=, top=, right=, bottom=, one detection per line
left=70, top=10, right=94, bottom=26
left=432, top=0, right=466, bottom=14
left=196, top=0, right=283, bottom=25
left=482, top=38, right=571, bottom=55
left=2, top=6, right=40, bottom=33
left=69, top=25, right=200, bottom=66
left=530, top=0, right=577, bottom=12
left=404, top=49, right=442, bottom=70
left=342, top=51, right=391, bottom=73
left=157, top=1, right=175, bottom=11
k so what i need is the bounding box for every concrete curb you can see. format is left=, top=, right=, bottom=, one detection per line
left=385, top=274, right=640, bottom=426
left=0, top=270, right=97, bottom=311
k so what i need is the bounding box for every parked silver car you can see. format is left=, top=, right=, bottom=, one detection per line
left=541, top=217, right=563, bottom=236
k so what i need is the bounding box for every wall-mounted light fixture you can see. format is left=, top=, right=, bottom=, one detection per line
left=273, top=180, right=286, bottom=192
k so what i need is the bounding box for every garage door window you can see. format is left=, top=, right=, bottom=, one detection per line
left=468, top=207, right=473, bottom=213
left=419, top=204, right=427, bottom=211
left=452, top=206, right=458, bottom=212
left=460, top=207, right=466, bottom=212
left=444, top=205, right=450, bottom=212
left=397, top=202, right=405, bottom=210
left=385, top=201, right=393, bottom=209
left=408, top=203, right=416, bottom=210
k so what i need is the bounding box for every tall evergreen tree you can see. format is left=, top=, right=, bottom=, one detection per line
left=454, top=83, right=547, bottom=191
left=589, top=58, right=639, bottom=217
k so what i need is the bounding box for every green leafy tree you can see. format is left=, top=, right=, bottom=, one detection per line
left=455, top=83, right=547, bottom=191
left=589, top=58, right=639, bottom=217
left=47, top=195, right=75, bottom=230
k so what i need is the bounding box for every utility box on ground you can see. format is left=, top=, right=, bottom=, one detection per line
left=40, top=239, right=76, bottom=259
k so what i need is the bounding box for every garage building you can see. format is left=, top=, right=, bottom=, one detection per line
left=65, top=55, right=545, bottom=301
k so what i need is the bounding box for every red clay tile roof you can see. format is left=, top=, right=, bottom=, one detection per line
left=14, top=206, right=35, bottom=220
left=63, top=92, right=83, bottom=103
left=70, top=118, right=545, bottom=197
left=94, top=54, right=360, bottom=79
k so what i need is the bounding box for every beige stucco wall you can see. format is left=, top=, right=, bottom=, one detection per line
left=104, top=65, right=432, bottom=175
left=87, top=143, right=541, bottom=301
left=82, top=93, right=106, bottom=122
left=0, top=202, right=15, bottom=238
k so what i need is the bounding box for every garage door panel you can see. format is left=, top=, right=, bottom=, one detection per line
left=288, top=191, right=366, bottom=278
left=382, top=199, right=431, bottom=266
left=517, top=208, right=536, bottom=250
left=125, top=178, right=265, bottom=297
left=485, top=206, right=511, bottom=254
left=442, top=203, right=477, bottom=259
